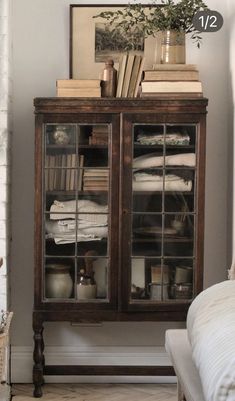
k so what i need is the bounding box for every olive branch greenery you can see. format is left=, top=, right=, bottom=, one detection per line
left=93, top=0, right=208, bottom=50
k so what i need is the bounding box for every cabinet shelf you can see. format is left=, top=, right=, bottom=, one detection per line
left=133, top=191, right=194, bottom=195
left=45, top=190, right=108, bottom=195
left=132, top=237, right=193, bottom=243
left=134, top=144, right=195, bottom=150
left=46, top=144, right=108, bottom=150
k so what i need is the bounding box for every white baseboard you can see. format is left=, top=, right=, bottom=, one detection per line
left=11, top=346, right=176, bottom=384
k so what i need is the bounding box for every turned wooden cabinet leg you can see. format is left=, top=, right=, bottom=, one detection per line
left=33, top=321, right=44, bottom=397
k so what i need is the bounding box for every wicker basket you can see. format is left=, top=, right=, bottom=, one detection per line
left=0, top=312, right=13, bottom=383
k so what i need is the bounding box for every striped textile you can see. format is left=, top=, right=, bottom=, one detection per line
left=187, top=281, right=235, bottom=401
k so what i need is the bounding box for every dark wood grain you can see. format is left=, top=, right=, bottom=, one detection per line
left=33, top=97, right=207, bottom=395
left=44, top=365, right=175, bottom=376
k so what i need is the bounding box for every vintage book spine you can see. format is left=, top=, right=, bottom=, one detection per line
left=140, top=92, right=203, bottom=98
left=121, top=54, right=135, bottom=97
left=116, top=54, right=128, bottom=98
left=83, top=170, right=109, bottom=177
left=44, top=155, right=49, bottom=191
left=55, top=155, right=62, bottom=190
left=144, top=70, right=199, bottom=81
left=90, top=139, right=108, bottom=145
left=141, top=81, right=202, bottom=93
left=134, top=56, right=145, bottom=98
left=56, top=79, right=101, bottom=88
left=83, top=186, right=108, bottom=191
left=152, top=64, right=198, bottom=71
left=128, top=55, right=142, bottom=97
left=60, top=154, right=67, bottom=190
left=91, top=124, right=109, bottom=133
left=65, top=154, right=72, bottom=191
left=83, top=178, right=109, bottom=184
left=69, top=153, right=77, bottom=191
left=78, top=154, right=84, bottom=191
left=49, top=155, right=55, bottom=191
left=57, top=88, right=101, bottom=97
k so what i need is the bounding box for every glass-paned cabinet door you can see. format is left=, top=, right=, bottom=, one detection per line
left=130, top=123, right=197, bottom=304
left=43, top=123, right=111, bottom=303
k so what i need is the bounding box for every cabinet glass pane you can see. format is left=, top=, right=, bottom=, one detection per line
left=132, top=214, right=162, bottom=257
left=164, top=258, right=194, bottom=301
left=43, top=123, right=111, bottom=302
left=133, top=124, right=164, bottom=212
left=44, top=257, right=75, bottom=300
left=165, top=125, right=196, bottom=149
left=130, top=257, right=194, bottom=301
left=130, top=123, right=197, bottom=303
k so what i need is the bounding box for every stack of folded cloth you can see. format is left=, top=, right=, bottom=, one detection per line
left=46, top=199, right=108, bottom=244
left=136, top=130, right=190, bottom=146
left=133, top=152, right=195, bottom=192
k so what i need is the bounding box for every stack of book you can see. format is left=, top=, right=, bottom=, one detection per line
left=45, top=154, right=84, bottom=191
left=83, top=168, right=109, bottom=191
left=89, top=125, right=109, bottom=145
left=116, top=54, right=145, bottom=98
left=56, top=79, right=101, bottom=98
left=141, top=64, right=202, bottom=98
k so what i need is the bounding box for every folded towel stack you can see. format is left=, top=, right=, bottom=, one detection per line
left=46, top=199, right=108, bottom=244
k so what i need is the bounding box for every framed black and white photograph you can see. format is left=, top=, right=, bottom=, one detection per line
left=94, top=22, right=144, bottom=62
left=70, top=5, right=157, bottom=79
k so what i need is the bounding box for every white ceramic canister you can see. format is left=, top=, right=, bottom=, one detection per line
left=45, top=264, right=73, bottom=298
left=77, top=269, right=97, bottom=300
left=77, top=283, right=97, bottom=300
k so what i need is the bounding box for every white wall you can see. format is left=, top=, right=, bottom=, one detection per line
left=228, top=0, right=235, bottom=271
left=11, top=0, right=232, bottom=382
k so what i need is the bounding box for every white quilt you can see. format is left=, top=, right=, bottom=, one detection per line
left=187, top=280, right=235, bottom=401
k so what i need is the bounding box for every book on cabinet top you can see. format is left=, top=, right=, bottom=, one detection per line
left=141, top=80, right=202, bottom=93
left=144, top=70, right=199, bottom=81
left=133, top=56, right=145, bottom=98
left=121, top=54, right=135, bottom=97
left=116, top=54, right=128, bottom=97
left=128, top=55, right=142, bottom=97
left=57, top=87, right=101, bottom=98
left=140, top=92, right=203, bottom=98
left=152, top=64, right=198, bottom=71
left=57, top=79, right=101, bottom=88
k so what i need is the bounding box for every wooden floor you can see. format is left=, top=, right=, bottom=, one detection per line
left=12, top=383, right=177, bottom=401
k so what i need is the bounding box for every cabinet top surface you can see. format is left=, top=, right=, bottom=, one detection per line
left=34, top=97, right=208, bottom=113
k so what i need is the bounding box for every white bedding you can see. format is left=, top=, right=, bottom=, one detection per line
left=187, top=280, right=235, bottom=401
left=133, top=174, right=192, bottom=192
left=133, top=152, right=195, bottom=169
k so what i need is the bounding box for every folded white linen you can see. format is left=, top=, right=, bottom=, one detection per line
left=136, top=132, right=190, bottom=145
left=49, top=233, right=106, bottom=244
left=133, top=153, right=195, bottom=169
left=45, top=220, right=108, bottom=244
left=58, top=220, right=107, bottom=229
left=187, top=280, right=235, bottom=401
left=134, top=173, right=182, bottom=182
left=50, top=199, right=108, bottom=222
left=133, top=173, right=192, bottom=191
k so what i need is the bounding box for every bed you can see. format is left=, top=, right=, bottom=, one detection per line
left=165, top=280, right=235, bottom=401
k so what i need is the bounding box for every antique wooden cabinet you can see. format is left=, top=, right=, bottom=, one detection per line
left=33, top=97, right=207, bottom=397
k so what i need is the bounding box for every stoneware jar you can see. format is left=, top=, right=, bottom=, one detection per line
left=45, top=264, right=73, bottom=298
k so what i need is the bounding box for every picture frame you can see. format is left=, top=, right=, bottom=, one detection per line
left=70, top=4, right=158, bottom=79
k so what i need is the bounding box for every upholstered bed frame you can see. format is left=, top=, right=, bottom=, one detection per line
left=165, top=329, right=205, bottom=401
left=165, top=280, right=235, bottom=401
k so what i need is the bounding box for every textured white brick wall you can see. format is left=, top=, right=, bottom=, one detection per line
left=0, top=0, right=12, bottom=312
